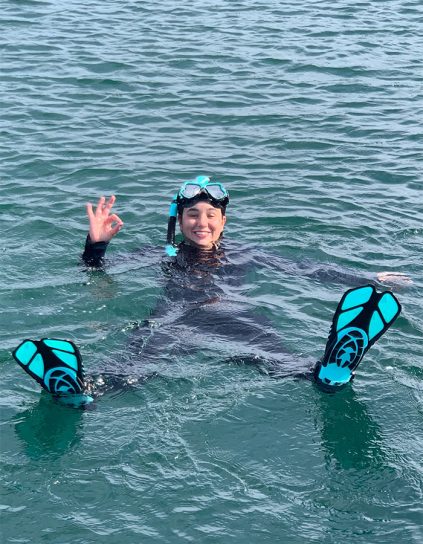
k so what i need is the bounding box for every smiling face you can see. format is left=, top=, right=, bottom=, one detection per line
left=178, top=201, right=226, bottom=249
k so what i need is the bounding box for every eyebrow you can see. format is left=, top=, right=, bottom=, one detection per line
left=186, top=206, right=217, bottom=213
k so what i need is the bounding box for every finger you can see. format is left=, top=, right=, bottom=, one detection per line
left=95, top=196, right=106, bottom=216
left=378, top=272, right=413, bottom=284
left=379, top=272, right=407, bottom=279
left=86, top=202, right=95, bottom=220
left=104, top=195, right=116, bottom=212
left=105, top=214, right=124, bottom=238
left=393, top=276, right=413, bottom=283
left=110, top=222, right=123, bottom=237
left=105, top=213, right=123, bottom=226
left=380, top=271, right=408, bottom=276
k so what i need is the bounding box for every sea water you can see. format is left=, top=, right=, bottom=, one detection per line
left=1, top=1, right=422, bottom=542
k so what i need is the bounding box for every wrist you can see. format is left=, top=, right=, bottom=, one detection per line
left=86, top=234, right=109, bottom=247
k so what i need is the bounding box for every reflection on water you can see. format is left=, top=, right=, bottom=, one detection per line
left=314, top=386, right=385, bottom=471
left=13, top=393, right=85, bottom=460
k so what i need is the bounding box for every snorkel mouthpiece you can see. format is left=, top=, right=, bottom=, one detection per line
left=165, top=243, right=178, bottom=257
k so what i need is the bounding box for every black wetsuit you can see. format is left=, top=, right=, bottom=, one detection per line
left=82, top=236, right=376, bottom=387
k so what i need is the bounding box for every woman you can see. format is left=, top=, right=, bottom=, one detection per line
left=81, top=174, right=405, bottom=380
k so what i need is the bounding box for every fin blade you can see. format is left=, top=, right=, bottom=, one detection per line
left=13, top=340, right=37, bottom=367
left=341, top=285, right=373, bottom=311
left=43, top=339, right=76, bottom=353
left=336, top=307, right=363, bottom=332
left=28, top=353, right=45, bottom=380
left=52, top=349, right=78, bottom=371
left=12, top=338, right=85, bottom=396
left=378, top=292, right=401, bottom=324
left=368, top=311, right=384, bottom=340
left=316, top=286, right=401, bottom=388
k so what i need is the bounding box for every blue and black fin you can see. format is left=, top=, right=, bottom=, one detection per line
left=314, top=285, right=401, bottom=388
left=12, top=338, right=93, bottom=404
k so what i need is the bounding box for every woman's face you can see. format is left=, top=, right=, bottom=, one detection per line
left=178, top=201, right=226, bottom=250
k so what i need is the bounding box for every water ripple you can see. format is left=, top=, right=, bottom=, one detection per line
left=1, top=1, right=422, bottom=542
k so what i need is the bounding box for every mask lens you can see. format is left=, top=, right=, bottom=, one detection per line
left=206, top=184, right=226, bottom=200
left=181, top=183, right=201, bottom=198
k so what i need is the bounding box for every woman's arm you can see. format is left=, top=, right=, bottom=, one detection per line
left=308, top=265, right=412, bottom=289
left=259, top=253, right=412, bottom=290
left=81, top=195, right=124, bottom=267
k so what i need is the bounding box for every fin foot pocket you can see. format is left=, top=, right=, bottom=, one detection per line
left=55, top=394, right=94, bottom=408
left=315, top=286, right=401, bottom=388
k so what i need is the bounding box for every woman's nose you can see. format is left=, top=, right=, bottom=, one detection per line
left=197, top=213, right=208, bottom=226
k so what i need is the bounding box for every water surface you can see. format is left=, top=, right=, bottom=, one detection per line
left=1, top=1, right=422, bottom=543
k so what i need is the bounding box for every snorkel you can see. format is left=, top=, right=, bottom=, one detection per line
left=165, top=175, right=229, bottom=257
left=165, top=194, right=179, bottom=256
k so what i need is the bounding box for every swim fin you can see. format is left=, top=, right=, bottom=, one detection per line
left=314, top=285, right=401, bottom=388
left=12, top=338, right=93, bottom=404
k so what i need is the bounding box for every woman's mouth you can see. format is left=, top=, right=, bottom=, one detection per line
left=193, top=231, right=211, bottom=238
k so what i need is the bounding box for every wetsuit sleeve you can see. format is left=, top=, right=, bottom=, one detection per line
left=81, top=235, right=109, bottom=267
left=261, top=254, right=378, bottom=287
left=305, top=265, right=378, bottom=287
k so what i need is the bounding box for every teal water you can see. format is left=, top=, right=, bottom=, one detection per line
left=1, top=1, right=422, bottom=542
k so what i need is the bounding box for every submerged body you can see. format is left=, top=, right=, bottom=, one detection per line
left=81, top=236, right=399, bottom=391
left=84, top=239, right=316, bottom=386
left=13, top=240, right=401, bottom=403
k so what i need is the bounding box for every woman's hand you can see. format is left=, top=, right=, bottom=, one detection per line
left=86, top=195, right=124, bottom=243
left=377, top=271, right=413, bottom=287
